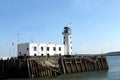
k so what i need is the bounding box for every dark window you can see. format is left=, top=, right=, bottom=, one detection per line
left=53, top=47, right=56, bottom=51
left=34, top=47, right=37, bottom=51
left=70, top=41, right=72, bottom=44
left=59, top=47, right=61, bottom=51
left=41, top=54, right=43, bottom=56
left=47, top=47, right=49, bottom=51
left=24, top=54, right=26, bottom=56
left=71, top=47, right=72, bottom=49
left=70, top=36, right=71, bottom=39
left=41, top=47, right=44, bottom=51
left=59, top=54, right=61, bottom=56
left=27, top=48, right=29, bottom=51
left=47, top=54, right=49, bottom=57
left=34, top=54, right=37, bottom=56
left=64, top=36, right=65, bottom=39
left=64, top=41, right=65, bottom=44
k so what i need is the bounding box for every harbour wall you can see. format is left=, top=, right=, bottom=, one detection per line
left=0, top=55, right=109, bottom=79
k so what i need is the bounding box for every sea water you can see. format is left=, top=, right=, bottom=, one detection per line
left=6, top=56, right=120, bottom=80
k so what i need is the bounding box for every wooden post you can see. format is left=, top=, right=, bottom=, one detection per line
left=27, top=60, right=31, bottom=78
left=61, top=59, right=66, bottom=74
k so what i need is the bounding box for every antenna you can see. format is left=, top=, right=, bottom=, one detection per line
left=31, top=35, right=33, bottom=43
left=69, top=22, right=72, bottom=30
left=9, top=48, right=11, bottom=57
left=17, top=33, right=20, bottom=43
left=65, top=22, right=72, bottom=27
left=69, top=22, right=72, bottom=26
left=0, top=45, right=1, bottom=57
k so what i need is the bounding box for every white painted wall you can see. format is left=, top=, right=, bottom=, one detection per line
left=18, top=43, right=64, bottom=56
left=62, top=27, right=72, bottom=55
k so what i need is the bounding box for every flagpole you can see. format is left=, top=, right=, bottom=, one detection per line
left=17, top=33, right=20, bottom=57
left=17, top=33, right=20, bottom=44
left=0, top=46, right=2, bottom=58
left=12, top=42, right=14, bottom=57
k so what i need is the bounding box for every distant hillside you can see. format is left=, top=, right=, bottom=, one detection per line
left=105, top=51, right=120, bottom=56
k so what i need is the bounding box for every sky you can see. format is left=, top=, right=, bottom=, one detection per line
left=0, top=0, right=120, bottom=57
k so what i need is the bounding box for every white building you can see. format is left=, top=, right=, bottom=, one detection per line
left=17, top=26, right=72, bottom=56
left=18, top=43, right=64, bottom=56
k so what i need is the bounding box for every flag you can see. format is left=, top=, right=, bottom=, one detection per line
left=12, top=42, right=14, bottom=46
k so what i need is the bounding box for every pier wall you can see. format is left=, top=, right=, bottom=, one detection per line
left=59, top=56, right=109, bottom=74
left=0, top=59, right=29, bottom=79
left=0, top=55, right=109, bottom=79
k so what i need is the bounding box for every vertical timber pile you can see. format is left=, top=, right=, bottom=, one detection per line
left=0, top=58, right=4, bottom=80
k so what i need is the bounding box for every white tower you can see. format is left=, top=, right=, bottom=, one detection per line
left=62, top=26, right=72, bottom=55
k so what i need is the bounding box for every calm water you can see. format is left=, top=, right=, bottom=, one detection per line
left=6, top=56, right=120, bottom=80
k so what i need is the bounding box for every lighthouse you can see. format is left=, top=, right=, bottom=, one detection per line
left=62, top=26, right=72, bottom=55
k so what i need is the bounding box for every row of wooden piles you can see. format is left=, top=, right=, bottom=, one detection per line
left=0, top=58, right=60, bottom=79
left=0, top=55, right=109, bottom=79
left=59, top=56, right=109, bottom=74
left=27, top=59, right=61, bottom=78
left=0, top=58, right=28, bottom=79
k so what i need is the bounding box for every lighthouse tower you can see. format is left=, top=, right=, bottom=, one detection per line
left=62, top=26, right=72, bottom=55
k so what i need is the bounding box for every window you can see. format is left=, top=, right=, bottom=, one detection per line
left=71, top=47, right=72, bottom=49
left=34, top=47, right=37, bottom=51
left=53, top=47, right=56, bottom=51
left=27, top=48, right=29, bottom=51
left=70, top=41, right=72, bottom=44
left=64, top=36, right=65, bottom=39
left=59, top=47, right=61, bottom=51
left=24, top=54, right=26, bottom=56
left=41, top=54, right=43, bottom=56
left=47, top=53, right=49, bottom=57
left=59, top=54, right=61, bottom=56
left=47, top=47, right=49, bottom=51
left=41, top=47, right=44, bottom=51
left=34, top=54, right=37, bottom=56
left=64, top=41, right=65, bottom=44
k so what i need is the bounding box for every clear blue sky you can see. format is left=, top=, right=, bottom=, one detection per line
left=0, top=0, right=120, bottom=57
